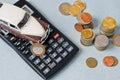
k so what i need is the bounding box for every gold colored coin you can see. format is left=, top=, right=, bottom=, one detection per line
left=112, top=34, right=120, bottom=47
left=73, top=0, right=86, bottom=11
left=30, top=43, right=46, bottom=56
left=59, top=2, right=71, bottom=15
left=102, top=17, right=116, bottom=29
left=81, top=28, right=93, bottom=39
left=69, top=5, right=82, bottom=16
left=86, top=57, right=98, bottom=68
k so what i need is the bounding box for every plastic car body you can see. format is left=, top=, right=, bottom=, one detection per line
left=0, top=3, right=50, bottom=43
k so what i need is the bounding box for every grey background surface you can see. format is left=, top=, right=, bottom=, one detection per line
left=0, top=0, right=120, bottom=80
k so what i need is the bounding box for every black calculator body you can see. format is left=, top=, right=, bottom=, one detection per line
left=0, top=0, right=79, bottom=80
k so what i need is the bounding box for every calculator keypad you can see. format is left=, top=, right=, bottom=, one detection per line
left=0, top=1, right=79, bottom=79
left=2, top=32, right=75, bottom=75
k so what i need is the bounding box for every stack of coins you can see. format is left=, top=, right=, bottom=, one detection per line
left=77, top=12, right=93, bottom=29
left=94, top=35, right=109, bottom=51
left=103, top=56, right=118, bottom=67
left=81, top=28, right=95, bottom=46
left=100, top=17, right=117, bottom=37
left=112, top=34, right=120, bottom=47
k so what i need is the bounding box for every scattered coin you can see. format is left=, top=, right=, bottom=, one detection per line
left=112, top=34, right=120, bottom=47
left=30, top=43, right=46, bottom=56
left=86, top=57, right=98, bottom=68
left=103, top=56, right=114, bottom=67
left=59, top=2, right=71, bottom=15
left=74, top=23, right=83, bottom=32
left=73, top=0, right=86, bottom=11
left=69, top=5, right=82, bottom=16
left=112, top=56, right=118, bottom=66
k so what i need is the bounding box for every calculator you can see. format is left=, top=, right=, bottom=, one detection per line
left=0, top=0, right=79, bottom=80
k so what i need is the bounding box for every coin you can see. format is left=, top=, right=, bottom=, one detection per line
left=81, top=28, right=93, bottom=39
left=69, top=5, right=82, bottom=16
left=77, top=12, right=92, bottom=24
left=94, top=35, right=109, bottom=50
left=81, top=32, right=95, bottom=46
left=112, top=34, right=120, bottom=47
left=102, top=17, right=116, bottom=29
left=112, top=56, right=118, bottom=66
left=83, top=22, right=94, bottom=29
left=103, top=56, right=114, bottom=67
left=100, top=30, right=114, bottom=37
left=59, top=2, right=71, bottom=15
left=30, top=43, right=46, bottom=56
left=86, top=57, right=98, bottom=68
left=74, top=23, right=83, bottom=32
left=73, top=0, right=86, bottom=11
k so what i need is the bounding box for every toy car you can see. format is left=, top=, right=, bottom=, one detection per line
left=0, top=3, right=50, bottom=43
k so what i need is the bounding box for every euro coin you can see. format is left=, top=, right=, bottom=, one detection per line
left=30, top=43, right=46, bottom=56
left=78, top=12, right=92, bottom=24
left=59, top=2, right=71, bottom=15
left=81, top=28, right=93, bottom=39
left=112, top=56, right=118, bottom=66
left=69, top=5, right=82, bottom=16
left=103, top=56, right=114, bottom=67
left=94, top=35, right=109, bottom=50
left=112, top=34, right=120, bottom=47
left=74, top=23, right=83, bottom=32
left=73, top=0, right=86, bottom=11
left=86, top=57, right=97, bottom=68
left=102, top=17, right=116, bottom=29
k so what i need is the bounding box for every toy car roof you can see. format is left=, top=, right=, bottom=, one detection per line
left=0, top=3, right=45, bottom=37
left=0, top=3, right=26, bottom=28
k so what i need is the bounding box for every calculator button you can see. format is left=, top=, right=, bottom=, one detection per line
left=10, top=36, right=17, bottom=41
left=56, top=47, right=63, bottom=53
left=55, top=57, right=62, bottom=63
left=66, top=45, right=74, bottom=52
left=22, top=49, right=29, bottom=55
left=53, top=33, right=60, bottom=39
left=20, top=46, right=25, bottom=51
left=24, top=42, right=31, bottom=47
left=40, top=54, right=47, bottom=59
left=61, top=51, right=68, bottom=58
left=52, top=42, right=58, bottom=49
left=50, top=52, right=57, bottom=58
left=44, top=57, right=51, bottom=64
left=14, top=41, right=21, bottom=46
left=48, top=62, right=56, bottom=69
left=29, top=55, right=35, bottom=61
left=43, top=68, right=50, bottom=74
left=38, top=63, right=45, bottom=70
left=46, top=48, right=52, bottom=54
left=57, top=37, right=64, bottom=43
left=34, top=58, right=41, bottom=65
left=62, top=42, right=69, bottom=48
left=48, top=39, right=54, bottom=44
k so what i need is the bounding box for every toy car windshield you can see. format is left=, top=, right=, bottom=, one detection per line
left=0, top=3, right=50, bottom=43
